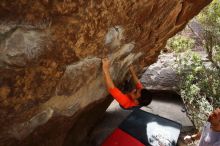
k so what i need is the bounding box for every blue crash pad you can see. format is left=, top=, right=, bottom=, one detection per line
left=119, top=109, right=182, bottom=146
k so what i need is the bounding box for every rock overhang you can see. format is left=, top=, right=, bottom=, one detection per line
left=0, top=0, right=212, bottom=146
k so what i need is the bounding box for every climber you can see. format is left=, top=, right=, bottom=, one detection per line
left=184, top=108, right=220, bottom=146
left=102, top=58, right=152, bottom=109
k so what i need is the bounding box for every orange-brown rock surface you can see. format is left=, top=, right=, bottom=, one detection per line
left=0, top=0, right=212, bottom=146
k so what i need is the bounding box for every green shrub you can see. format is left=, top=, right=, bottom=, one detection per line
left=167, top=0, right=220, bottom=130
left=175, top=51, right=220, bottom=129
left=197, top=0, right=220, bottom=68
left=167, top=35, right=195, bottom=53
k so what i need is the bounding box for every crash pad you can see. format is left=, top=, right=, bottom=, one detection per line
left=119, top=109, right=182, bottom=146
left=102, top=128, right=145, bottom=146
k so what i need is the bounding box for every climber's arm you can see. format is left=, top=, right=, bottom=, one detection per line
left=102, top=58, right=138, bottom=108
left=102, top=58, right=115, bottom=89
left=129, top=65, right=143, bottom=89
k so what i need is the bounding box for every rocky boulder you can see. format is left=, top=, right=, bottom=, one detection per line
left=140, top=53, right=179, bottom=92
left=0, top=0, right=212, bottom=146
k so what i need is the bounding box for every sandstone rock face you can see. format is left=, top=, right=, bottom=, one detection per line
left=0, top=0, right=212, bottom=146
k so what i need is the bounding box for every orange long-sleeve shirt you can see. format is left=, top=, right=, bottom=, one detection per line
left=108, top=82, right=143, bottom=109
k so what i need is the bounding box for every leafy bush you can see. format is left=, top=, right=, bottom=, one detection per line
left=170, top=0, right=220, bottom=130
left=175, top=51, right=220, bottom=129
left=197, top=0, right=220, bottom=68
left=166, top=35, right=195, bottom=53
left=167, top=0, right=220, bottom=130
